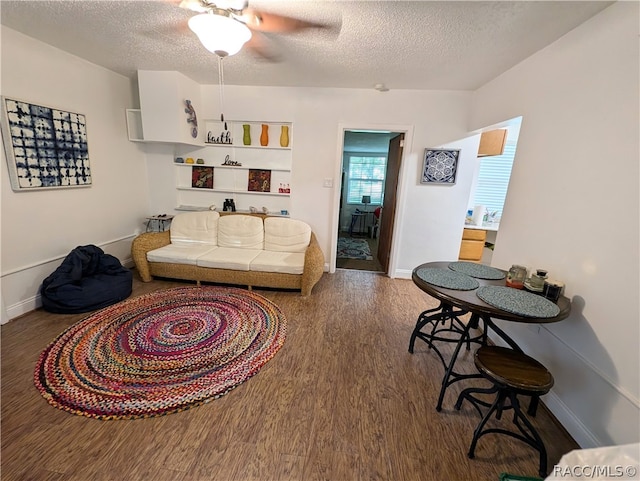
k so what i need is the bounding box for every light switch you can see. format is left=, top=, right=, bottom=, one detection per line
left=323, top=178, right=333, bottom=188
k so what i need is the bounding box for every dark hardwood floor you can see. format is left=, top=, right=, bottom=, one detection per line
left=1, top=270, right=578, bottom=481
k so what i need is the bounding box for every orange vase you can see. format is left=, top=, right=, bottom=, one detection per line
left=260, top=124, right=269, bottom=146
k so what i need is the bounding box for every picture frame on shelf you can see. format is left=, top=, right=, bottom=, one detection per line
left=191, top=166, right=214, bottom=189
left=248, top=169, right=271, bottom=192
left=421, top=148, right=460, bottom=185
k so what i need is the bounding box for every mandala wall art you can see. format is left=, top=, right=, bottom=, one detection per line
left=421, top=148, right=460, bottom=185
left=1, top=97, right=91, bottom=191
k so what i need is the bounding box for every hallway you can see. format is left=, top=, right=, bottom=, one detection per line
left=336, top=232, right=384, bottom=272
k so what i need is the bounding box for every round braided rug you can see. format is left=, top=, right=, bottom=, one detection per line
left=34, top=286, right=286, bottom=420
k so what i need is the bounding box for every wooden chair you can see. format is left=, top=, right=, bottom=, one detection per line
left=371, top=206, right=382, bottom=238
left=455, top=346, right=554, bottom=478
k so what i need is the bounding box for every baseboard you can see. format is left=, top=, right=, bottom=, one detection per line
left=543, top=390, right=600, bottom=449
left=2, top=236, right=136, bottom=324
left=4, top=294, right=40, bottom=323
left=393, top=268, right=413, bottom=279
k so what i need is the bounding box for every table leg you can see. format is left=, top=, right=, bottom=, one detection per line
left=409, top=303, right=471, bottom=368
left=349, top=214, right=357, bottom=236
left=484, top=318, right=523, bottom=353
left=435, top=313, right=486, bottom=411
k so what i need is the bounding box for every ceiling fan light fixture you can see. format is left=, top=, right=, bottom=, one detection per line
left=188, top=12, right=252, bottom=57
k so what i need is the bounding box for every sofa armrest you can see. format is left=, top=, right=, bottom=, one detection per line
left=301, top=232, right=325, bottom=296
left=131, top=231, right=171, bottom=282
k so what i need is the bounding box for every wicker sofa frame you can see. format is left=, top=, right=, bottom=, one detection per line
left=131, top=222, right=325, bottom=296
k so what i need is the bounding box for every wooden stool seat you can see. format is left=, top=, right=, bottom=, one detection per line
left=475, top=346, right=554, bottom=394
left=455, top=346, right=554, bottom=478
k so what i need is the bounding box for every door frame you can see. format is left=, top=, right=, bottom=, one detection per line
left=329, top=122, right=414, bottom=276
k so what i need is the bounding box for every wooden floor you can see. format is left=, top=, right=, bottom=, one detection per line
left=1, top=270, right=578, bottom=481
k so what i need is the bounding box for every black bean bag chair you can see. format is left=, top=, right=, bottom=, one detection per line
left=40, top=245, right=133, bottom=314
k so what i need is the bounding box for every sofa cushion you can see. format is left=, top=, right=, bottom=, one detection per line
left=218, top=215, right=264, bottom=249
left=170, top=211, right=219, bottom=247
left=250, top=251, right=306, bottom=275
left=147, top=244, right=218, bottom=265
left=196, top=247, right=262, bottom=271
left=264, top=218, right=311, bottom=253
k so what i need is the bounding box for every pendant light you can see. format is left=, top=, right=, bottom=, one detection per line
left=188, top=11, right=251, bottom=132
left=188, top=11, right=252, bottom=57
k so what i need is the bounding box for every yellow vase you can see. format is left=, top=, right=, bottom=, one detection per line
left=260, top=124, right=269, bottom=146
left=279, top=125, right=290, bottom=147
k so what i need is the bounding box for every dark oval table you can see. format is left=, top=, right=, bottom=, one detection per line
left=408, top=261, right=571, bottom=411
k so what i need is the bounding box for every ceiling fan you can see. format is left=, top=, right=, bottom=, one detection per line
left=176, top=0, right=336, bottom=59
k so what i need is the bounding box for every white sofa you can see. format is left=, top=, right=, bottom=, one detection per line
left=131, top=211, right=324, bottom=296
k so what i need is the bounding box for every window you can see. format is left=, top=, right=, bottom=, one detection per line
left=472, top=140, right=517, bottom=217
left=345, top=153, right=387, bottom=204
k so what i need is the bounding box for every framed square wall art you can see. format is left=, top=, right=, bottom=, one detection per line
left=421, top=148, right=460, bottom=185
left=247, top=169, right=272, bottom=192
left=1, top=97, right=92, bottom=191
left=191, top=166, right=214, bottom=189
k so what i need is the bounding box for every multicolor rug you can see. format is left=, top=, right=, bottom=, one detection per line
left=337, top=237, right=373, bottom=260
left=34, top=286, right=286, bottom=420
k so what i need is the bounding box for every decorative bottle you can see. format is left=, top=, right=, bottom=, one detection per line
left=242, top=124, right=251, bottom=145
left=260, top=124, right=269, bottom=146
left=279, top=125, right=290, bottom=148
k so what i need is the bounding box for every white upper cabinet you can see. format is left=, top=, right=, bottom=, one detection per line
left=137, top=70, right=204, bottom=146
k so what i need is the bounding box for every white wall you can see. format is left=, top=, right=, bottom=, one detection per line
left=0, top=27, right=149, bottom=321
left=469, top=2, right=639, bottom=447
left=143, top=86, right=475, bottom=274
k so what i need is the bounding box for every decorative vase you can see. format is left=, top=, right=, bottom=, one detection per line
left=243, top=124, right=251, bottom=145
left=279, top=125, right=289, bottom=148
left=260, top=124, right=269, bottom=146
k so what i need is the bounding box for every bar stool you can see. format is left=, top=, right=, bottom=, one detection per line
left=455, top=346, right=554, bottom=478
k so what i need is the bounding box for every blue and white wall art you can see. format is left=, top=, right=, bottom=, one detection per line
left=421, top=148, right=460, bottom=185
left=1, top=97, right=91, bottom=191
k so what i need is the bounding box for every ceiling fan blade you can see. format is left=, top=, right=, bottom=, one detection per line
left=240, top=7, right=331, bottom=33
left=243, top=31, right=281, bottom=61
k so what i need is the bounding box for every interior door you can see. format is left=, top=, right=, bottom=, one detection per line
left=377, top=134, right=404, bottom=273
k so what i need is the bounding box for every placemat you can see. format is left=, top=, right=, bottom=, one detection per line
left=415, top=267, right=479, bottom=291
left=448, top=261, right=505, bottom=280
left=476, top=285, right=560, bottom=318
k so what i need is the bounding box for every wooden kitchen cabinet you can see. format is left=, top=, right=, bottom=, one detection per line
left=478, top=129, right=507, bottom=157
left=459, top=228, right=487, bottom=262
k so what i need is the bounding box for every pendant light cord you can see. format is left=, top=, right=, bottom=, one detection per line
left=217, top=55, right=228, bottom=130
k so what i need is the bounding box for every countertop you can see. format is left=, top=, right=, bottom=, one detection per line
left=464, top=222, right=499, bottom=232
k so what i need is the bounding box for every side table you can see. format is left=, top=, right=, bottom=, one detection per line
left=146, top=215, right=174, bottom=232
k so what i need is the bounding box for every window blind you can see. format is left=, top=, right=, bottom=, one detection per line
left=473, top=141, right=517, bottom=216
left=346, top=154, right=387, bottom=204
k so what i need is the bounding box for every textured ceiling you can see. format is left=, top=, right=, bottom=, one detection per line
left=0, top=0, right=613, bottom=90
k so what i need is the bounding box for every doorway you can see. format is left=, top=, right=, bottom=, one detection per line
left=336, top=130, right=404, bottom=273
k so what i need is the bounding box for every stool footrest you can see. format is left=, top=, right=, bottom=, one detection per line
left=458, top=387, right=549, bottom=478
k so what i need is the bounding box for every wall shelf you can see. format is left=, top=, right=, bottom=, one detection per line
left=204, top=120, right=292, bottom=150
left=125, top=109, right=144, bottom=142
left=176, top=187, right=290, bottom=196
left=174, top=163, right=290, bottom=172
left=204, top=142, right=291, bottom=151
